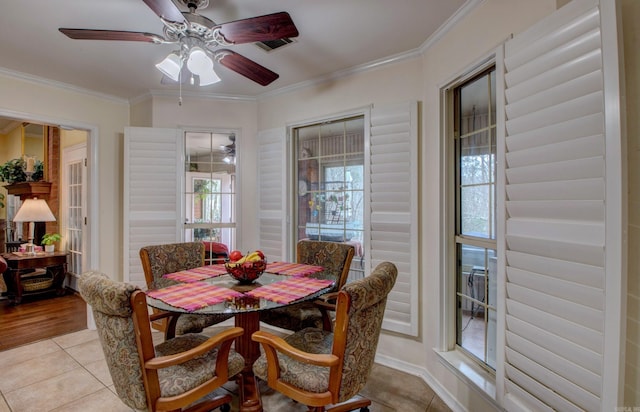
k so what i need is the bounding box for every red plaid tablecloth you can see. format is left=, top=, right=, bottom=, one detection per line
left=266, top=261, right=324, bottom=277
left=246, top=277, right=333, bottom=304
left=163, top=264, right=228, bottom=283
left=146, top=282, right=243, bottom=312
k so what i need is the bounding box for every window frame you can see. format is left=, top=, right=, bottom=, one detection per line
left=453, top=66, right=498, bottom=371
left=438, top=54, right=500, bottom=402
left=290, top=115, right=366, bottom=280
left=183, top=129, right=238, bottom=257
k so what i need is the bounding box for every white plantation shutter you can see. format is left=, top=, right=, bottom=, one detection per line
left=123, top=127, right=182, bottom=288
left=257, top=127, right=287, bottom=261
left=500, top=0, right=624, bottom=410
left=370, top=101, right=419, bottom=336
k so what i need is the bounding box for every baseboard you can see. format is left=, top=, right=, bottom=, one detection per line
left=374, top=353, right=467, bottom=412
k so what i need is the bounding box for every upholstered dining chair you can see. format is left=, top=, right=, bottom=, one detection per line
left=203, top=241, right=230, bottom=264
left=259, top=240, right=355, bottom=332
left=140, top=242, right=233, bottom=336
left=79, top=271, right=245, bottom=412
left=252, top=261, right=398, bottom=412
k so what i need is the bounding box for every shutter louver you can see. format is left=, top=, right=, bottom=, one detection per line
left=124, top=127, right=181, bottom=288
left=370, top=101, right=418, bottom=336
left=501, top=0, right=624, bottom=410
left=257, top=127, right=286, bottom=261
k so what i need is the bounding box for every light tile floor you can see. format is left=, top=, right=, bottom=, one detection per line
left=0, top=327, right=451, bottom=412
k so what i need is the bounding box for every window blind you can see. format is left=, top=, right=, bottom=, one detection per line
left=123, top=127, right=182, bottom=288
left=370, top=101, right=419, bottom=336
left=500, top=0, right=624, bottom=410
left=257, top=127, right=287, bottom=261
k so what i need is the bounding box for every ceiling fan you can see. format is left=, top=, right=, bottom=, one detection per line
left=222, top=133, right=235, bottom=164
left=58, top=0, right=299, bottom=87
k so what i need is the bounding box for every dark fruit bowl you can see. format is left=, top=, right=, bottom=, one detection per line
left=225, top=259, right=267, bottom=284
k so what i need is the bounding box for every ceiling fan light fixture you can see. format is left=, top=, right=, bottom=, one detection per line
left=198, top=67, right=221, bottom=86
left=156, top=52, right=183, bottom=82
left=187, top=46, right=212, bottom=75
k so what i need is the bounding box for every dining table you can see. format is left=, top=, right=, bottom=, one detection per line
left=144, top=261, right=334, bottom=412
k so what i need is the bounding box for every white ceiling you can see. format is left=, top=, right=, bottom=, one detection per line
left=0, top=0, right=469, bottom=103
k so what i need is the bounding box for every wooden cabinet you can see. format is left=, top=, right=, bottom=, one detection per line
left=1, top=251, right=68, bottom=304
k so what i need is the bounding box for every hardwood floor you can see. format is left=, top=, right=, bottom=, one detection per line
left=0, top=290, right=86, bottom=351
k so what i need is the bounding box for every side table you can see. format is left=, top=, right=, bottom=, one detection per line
left=1, top=251, right=69, bottom=305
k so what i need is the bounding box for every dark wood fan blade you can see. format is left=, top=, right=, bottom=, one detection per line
left=217, top=49, right=279, bottom=86
left=142, top=0, right=187, bottom=24
left=216, top=12, right=299, bottom=44
left=59, top=28, right=164, bottom=43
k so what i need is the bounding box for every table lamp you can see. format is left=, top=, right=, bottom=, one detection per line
left=13, top=197, right=56, bottom=255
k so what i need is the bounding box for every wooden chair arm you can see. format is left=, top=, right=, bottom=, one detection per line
left=252, top=330, right=339, bottom=367
left=314, top=292, right=338, bottom=310
left=145, top=327, right=244, bottom=370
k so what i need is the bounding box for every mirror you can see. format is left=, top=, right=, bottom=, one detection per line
left=22, top=123, right=45, bottom=169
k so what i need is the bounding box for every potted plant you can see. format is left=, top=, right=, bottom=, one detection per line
left=0, top=158, right=44, bottom=184
left=41, top=233, right=61, bottom=253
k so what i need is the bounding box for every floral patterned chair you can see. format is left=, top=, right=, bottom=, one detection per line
left=140, top=242, right=233, bottom=336
left=252, top=261, right=398, bottom=412
left=259, top=240, right=355, bottom=332
left=78, top=271, right=245, bottom=412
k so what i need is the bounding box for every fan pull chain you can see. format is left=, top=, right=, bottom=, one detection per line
left=178, top=68, right=183, bottom=106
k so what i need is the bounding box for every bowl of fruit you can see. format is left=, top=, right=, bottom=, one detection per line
left=225, top=250, right=267, bottom=284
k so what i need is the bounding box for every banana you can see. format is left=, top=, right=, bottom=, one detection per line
left=246, top=251, right=262, bottom=262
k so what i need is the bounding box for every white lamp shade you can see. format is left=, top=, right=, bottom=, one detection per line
left=13, top=198, right=56, bottom=222
left=156, top=52, right=183, bottom=81
left=198, top=67, right=221, bottom=86
left=187, top=47, right=212, bottom=75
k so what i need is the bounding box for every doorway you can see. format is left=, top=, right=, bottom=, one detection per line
left=0, top=112, right=97, bottom=332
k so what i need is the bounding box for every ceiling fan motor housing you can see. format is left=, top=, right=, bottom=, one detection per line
left=181, top=0, right=209, bottom=10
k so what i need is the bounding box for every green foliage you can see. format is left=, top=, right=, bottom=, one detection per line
left=41, top=233, right=61, bottom=245
left=0, top=158, right=26, bottom=183
left=0, top=158, right=44, bottom=184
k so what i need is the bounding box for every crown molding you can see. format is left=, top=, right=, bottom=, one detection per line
left=256, top=49, right=423, bottom=100
left=419, top=0, right=486, bottom=53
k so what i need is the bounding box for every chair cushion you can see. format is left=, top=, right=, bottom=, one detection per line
left=258, top=301, right=323, bottom=331
left=156, top=333, right=245, bottom=398
left=253, top=328, right=333, bottom=393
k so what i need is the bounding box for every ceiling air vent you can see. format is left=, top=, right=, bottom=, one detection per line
left=255, top=37, right=296, bottom=52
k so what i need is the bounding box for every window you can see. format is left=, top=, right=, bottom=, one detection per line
left=293, top=117, right=365, bottom=279
left=184, top=131, right=236, bottom=265
left=452, top=67, right=497, bottom=370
